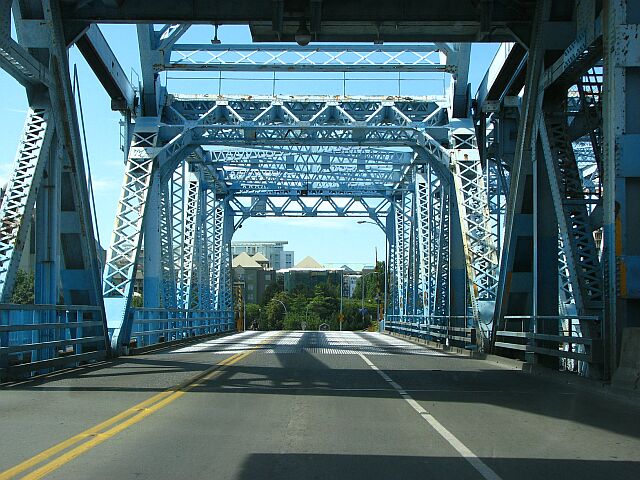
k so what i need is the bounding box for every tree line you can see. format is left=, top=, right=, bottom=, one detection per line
left=244, top=261, right=385, bottom=331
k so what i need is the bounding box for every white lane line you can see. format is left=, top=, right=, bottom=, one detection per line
left=357, top=352, right=503, bottom=480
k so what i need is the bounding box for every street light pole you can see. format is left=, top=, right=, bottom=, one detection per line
left=275, top=299, right=287, bottom=315
left=357, top=220, right=385, bottom=331
left=361, top=271, right=376, bottom=326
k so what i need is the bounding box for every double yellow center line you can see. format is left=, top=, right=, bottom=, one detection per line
left=0, top=332, right=280, bottom=480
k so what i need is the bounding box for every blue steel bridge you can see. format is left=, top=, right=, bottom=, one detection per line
left=0, top=1, right=639, bottom=479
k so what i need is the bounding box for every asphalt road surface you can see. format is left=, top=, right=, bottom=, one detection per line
left=1, top=330, right=639, bottom=480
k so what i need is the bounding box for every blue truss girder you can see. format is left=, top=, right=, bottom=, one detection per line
left=164, top=43, right=450, bottom=73
left=165, top=95, right=446, bottom=124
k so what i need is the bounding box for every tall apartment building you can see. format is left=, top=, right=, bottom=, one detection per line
left=231, top=241, right=294, bottom=270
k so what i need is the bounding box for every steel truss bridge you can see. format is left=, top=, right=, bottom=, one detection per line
left=0, top=0, right=636, bottom=385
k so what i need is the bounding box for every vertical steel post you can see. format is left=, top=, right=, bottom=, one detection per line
left=603, top=0, right=640, bottom=376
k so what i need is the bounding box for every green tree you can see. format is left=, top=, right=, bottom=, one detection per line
left=352, top=262, right=385, bottom=301
left=257, top=274, right=380, bottom=331
left=131, top=293, right=143, bottom=308
left=264, top=292, right=290, bottom=330
left=10, top=270, right=34, bottom=304
left=341, top=298, right=376, bottom=330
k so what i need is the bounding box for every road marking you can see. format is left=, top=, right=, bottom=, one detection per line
left=0, top=331, right=281, bottom=480
left=357, top=353, right=503, bottom=480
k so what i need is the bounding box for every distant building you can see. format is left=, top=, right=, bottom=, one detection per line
left=231, top=241, right=295, bottom=270
left=231, top=252, right=276, bottom=304
left=279, top=256, right=343, bottom=293
left=339, top=265, right=358, bottom=297
left=344, top=275, right=360, bottom=298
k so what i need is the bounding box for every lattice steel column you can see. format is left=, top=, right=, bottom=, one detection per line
left=415, top=169, right=443, bottom=320
left=104, top=122, right=159, bottom=300
left=540, top=110, right=603, bottom=314
left=190, top=184, right=211, bottom=309
left=415, top=171, right=432, bottom=318
left=212, top=197, right=233, bottom=313
left=104, top=121, right=161, bottom=350
left=407, top=188, right=419, bottom=316
left=450, top=128, right=500, bottom=324
left=540, top=89, right=603, bottom=374
left=0, top=105, right=53, bottom=301
left=180, top=178, right=198, bottom=309
left=170, top=163, right=199, bottom=310
left=435, top=184, right=450, bottom=317
left=170, top=164, right=185, bottom=306
left=391, top=190, right=413, bottom=317
left=385, top=211, right=399, bottom=317
left=160, top=181, right=177, bottom=309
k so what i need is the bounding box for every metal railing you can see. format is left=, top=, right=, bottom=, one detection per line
left=385, top=315, right=476, bottom=348
left=495, top=315, right=600, bottom=364
left=0, top=304, right=108, bottom=380
left=128, top=308, right=235, bottom=348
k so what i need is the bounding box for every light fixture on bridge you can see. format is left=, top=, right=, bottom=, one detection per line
left=295, top=20, right=312, bottom=46
left=211, top=24, right=221, bottom=45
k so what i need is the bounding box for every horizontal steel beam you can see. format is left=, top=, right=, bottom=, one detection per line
left=76, top=25, right=136, bottom=111
left=164, top=43, right=449, bottom=73
left=60, top=1, right=535, bottom=24
left=475, top=42, right=527, bottom=111
left=0, top=35, right=50, bottom=87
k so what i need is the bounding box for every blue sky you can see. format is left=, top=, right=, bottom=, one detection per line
left=0, top=24, right=499, bottom=268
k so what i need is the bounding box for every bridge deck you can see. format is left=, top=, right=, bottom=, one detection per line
left=1, top=331, right=639, bottom=480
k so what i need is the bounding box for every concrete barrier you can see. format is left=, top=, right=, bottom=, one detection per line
left=613, top=327, right=640, bottom=391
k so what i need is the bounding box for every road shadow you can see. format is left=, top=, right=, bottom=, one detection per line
left=236, top=453, right=640, bottom=480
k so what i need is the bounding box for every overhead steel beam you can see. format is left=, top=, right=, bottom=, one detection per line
left=75, top=25, right=136, bottom=111
left=60, top=0, right=535, bottom=45
left=0, top=33, right=51, bottom=88
left=475, top=42, right=527, bottom=112
left=164, top=43, right=449, bottom=73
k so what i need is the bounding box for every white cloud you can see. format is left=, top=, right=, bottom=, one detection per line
left=0, top=107, right=28, bottom=115
left=90, top=178, right=120, bottom=193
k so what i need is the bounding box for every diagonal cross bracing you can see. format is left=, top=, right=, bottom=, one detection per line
left=164, top=43, right=449, bottom=73
left=102, top=91, right=500, bottom=350
left=0, top=106, right=54, bottom=301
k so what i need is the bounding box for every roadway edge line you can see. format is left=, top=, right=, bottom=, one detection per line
left=357, top=352, right=504, bottom=480
left=0, top=331, right=282, bottom=480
